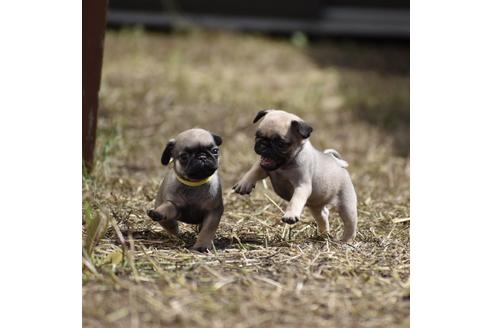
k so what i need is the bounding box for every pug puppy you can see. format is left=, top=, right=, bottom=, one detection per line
left=147, top=128, right=224, bottom=252
left=233, top=110, right=357, bottom=242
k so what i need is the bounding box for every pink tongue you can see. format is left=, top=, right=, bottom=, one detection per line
left=261, top=157, right=274, bottom=165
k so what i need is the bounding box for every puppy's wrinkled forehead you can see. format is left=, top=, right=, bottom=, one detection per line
left=257, top=110, right=302, bottom=137
left=175, top=129, right=215, bottom=150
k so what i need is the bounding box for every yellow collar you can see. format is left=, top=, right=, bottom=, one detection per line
left=175, top=173, right=213, bottom=187
left=170, top=159, right=214, bottom=187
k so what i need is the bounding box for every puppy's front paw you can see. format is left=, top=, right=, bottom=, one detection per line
left=281, top=213, right=299, bottom=224
left=147, top=209, right=165, bottom=221
left=190, top=244, right=211, bottom=253
left=232, top=180, right=255, bottom=195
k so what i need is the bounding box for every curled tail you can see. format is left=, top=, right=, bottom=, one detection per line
left=323, top=149, right=349, bottom=168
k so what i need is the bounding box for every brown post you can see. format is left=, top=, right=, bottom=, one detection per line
left=83, top=0, right=108, bottom=171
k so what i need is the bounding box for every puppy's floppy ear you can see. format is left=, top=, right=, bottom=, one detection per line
left=161, top=139, right=176, bottom=166
left=291, top=120, right=313, bottom=139
left=211, top=133, right=222, bottom=146
left=253, top=109, right=271, bottom=123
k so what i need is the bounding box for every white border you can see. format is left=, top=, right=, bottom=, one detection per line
left=412, top=1, right=492, bottom=326
left=0, top=1, right=81, bottom=327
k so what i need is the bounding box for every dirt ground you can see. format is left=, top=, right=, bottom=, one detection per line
left=82, top=29, right=409, bottom=328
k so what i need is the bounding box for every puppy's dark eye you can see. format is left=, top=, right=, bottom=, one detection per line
left=179, top=153, right=189, bottom=161
left=211, top=148, right=219, bottom=155
left=276, top=140, right=288, bottom=148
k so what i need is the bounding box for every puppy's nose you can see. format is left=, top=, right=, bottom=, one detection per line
left=197, top=152, right=207, bottom=160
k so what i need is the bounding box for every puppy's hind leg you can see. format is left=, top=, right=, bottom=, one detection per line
left=337, top=190, right=358, bottom=242
left=191, top=206, right=223, bottom=253
left=309, top=205, right=330, bottom=235
left=147, top=201, right=180, bottom=236
left=159, top=219, right=180, bottom=236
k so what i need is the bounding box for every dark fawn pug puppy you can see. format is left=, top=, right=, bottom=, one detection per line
left=147, top=128, right=224, bottom=252
left=233, top=109, right=357, bottom=242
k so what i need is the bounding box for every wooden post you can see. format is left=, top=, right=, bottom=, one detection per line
left=83, top=0, right=107, bottom=171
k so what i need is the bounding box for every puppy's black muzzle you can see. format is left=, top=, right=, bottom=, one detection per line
left=255, top=139, right=286, bottom=171
left=254, top=139, right=268, bottom=154
left=184, top=152, right=218, bottom=180
left=255, top=138, right=284, bottom=157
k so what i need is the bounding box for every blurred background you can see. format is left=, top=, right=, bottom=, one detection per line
left=107, top=0, right=409, bottom=38
left=83, top=1, right=409, bottom=327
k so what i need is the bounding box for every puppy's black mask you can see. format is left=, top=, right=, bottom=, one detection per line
left=178, top=145, right=219, bottom=180
left=254, top=133, right=291, bottom=171
left=161, top=132, right=222, bottom=181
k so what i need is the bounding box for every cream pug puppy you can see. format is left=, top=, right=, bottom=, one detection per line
left=147, top=128, right=224, bottom=252
left=233, top=110, right=357, bottom=242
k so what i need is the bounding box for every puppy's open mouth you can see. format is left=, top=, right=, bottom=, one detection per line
left=260, top=156, right=277, bottom=170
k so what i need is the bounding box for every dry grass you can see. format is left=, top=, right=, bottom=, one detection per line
left=83, top=28, right=409, bottom=328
